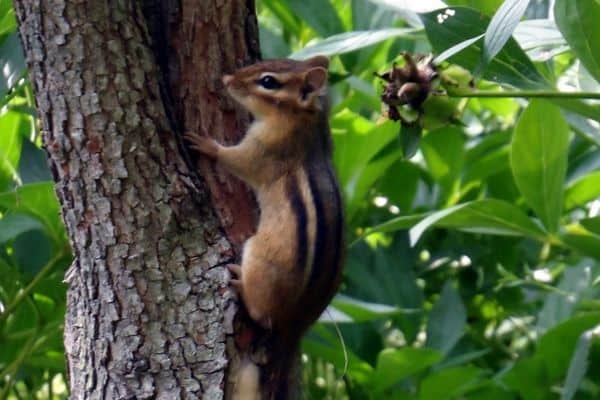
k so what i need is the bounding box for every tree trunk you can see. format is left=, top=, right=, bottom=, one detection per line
left=14, top=1, right=259, bottom=398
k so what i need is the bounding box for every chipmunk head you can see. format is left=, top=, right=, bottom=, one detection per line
left=222, top=56, right=329, bottom=118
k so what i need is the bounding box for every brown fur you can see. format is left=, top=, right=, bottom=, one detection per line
left=186, top=56, right=344, bottom=399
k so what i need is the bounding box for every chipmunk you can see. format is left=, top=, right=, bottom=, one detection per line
left=185, top=55, right=344, bottom=399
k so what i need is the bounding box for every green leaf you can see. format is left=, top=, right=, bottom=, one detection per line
left=537, top=313, right=600, bottom=381
left=400, top=124, right=422, bottom=159
left=26, top=350, right=66, bottom=372
left=421, top=127, right=465, bottom=202
left=554, top=99, right=600, bottom=125
left=0, top=182, right=64, bottom=241
left=352, top=0, right=395, bottom=31
left=260, top=0, right=302, bottom=37
left=435, top=349, right=491, bottom=370
left=349, top=148, right=401, bottom=219
left=0, top=33, right=26, bottom=98
left=283, top=0, right=345, bottom=37
left=463, top=383, right=514, bottom=400
left=0, top=212, right=44, bottom=244
left=409, top=199, right=546, bottom=246
left=503, top=356, right=552, bottom=400
left=332, top=114, right=401, bottom=218
left=377, top=161, right=422, bottom=212
left=367, top=0, right=447, bottom=14
left=344, top=241, right=424, bottom=343
left=434, top=34, right=484, bottom=64
left=363, top=214, right=426, bottom=237
left=510, top=100, right=569, bottom=233
left=554, top=0, right=600, bottom=84
left=464, top=146, right=510, bottom=183
left=561, top=229, right=600, bottom=260
left=482, top=0, right=530, bottom=68
left=425, top=282, right=466, bottom=355
left=419, top=365, right=483, bottom=400
left=14, top=229, right=53, bottom=275
left=373, top=347, right=443, bottom=392
left=445, top=0, right=504, bottom=15
left=562, top=326, right=600, bottom=400
left=580, top=217, right=600, bottom=235
left=17, top=138, right=53, bottom=184
left=564, top=170, right=600, bottom=211
left=514, top=19, right=567, bottom=61
left=0, top=109, right=23, bottom=189
left=258, top=25, right=291, bottom=59
left=0, top=0, right=16, bottom=34
left=465, top=130, right=511, bottom=164
left=537, top=263, right=596, bottom=333
left=303, top=326, right=374, bottom=384
left=564, top=112, right=600, bottom=148
left=504, top=313, right=600, bottom=398
left=291, top=28, right=418, bottom=59
left=332, top=294, right=419, bottom=322
left=421, top=7, right=547, bottom=89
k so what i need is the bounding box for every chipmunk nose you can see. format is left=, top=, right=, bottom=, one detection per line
left=222, top=74, right=233, bottom=86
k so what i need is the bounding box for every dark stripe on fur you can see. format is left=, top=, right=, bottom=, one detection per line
left=327, top=163, right=344, bottom=283
left=306, top=166, right=327, bottom=288
left=286, top=173, right=308, bottom=272
left=298, top=160, right=343, bottom=331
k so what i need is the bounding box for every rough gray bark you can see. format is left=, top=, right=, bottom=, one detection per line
left=14, top=1, right=259, bottom=398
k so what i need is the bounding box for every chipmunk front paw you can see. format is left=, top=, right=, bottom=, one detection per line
left=184, top=132, right=219, bottom=158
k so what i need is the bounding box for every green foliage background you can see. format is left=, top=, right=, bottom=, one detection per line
left=1, top=0, right=600, bottom=399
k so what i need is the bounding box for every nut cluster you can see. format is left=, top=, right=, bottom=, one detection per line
left=376, top=53, right=437, bottom=124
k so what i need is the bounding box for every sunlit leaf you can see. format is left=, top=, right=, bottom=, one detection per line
left=564, top=170, right=600, bottom=211
left=409, top=199, right=546, bottom=245
left=434, top=34, right=484, bottom=63
left=0, top=109, right=23, bottom=189
left=291, top=28, right=418, bottom=59
left=482, top=0, right=530, bottom=68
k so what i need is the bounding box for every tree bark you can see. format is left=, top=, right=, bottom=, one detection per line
left=14, top=1, right=259, bottom=398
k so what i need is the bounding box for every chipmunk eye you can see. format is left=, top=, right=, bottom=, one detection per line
left=257, top=75, right=282, bottom=90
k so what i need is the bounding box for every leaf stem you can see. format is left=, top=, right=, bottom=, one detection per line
left=446, top=89, right=600, bottom=99
left=0, top=334, right=37, bottom=400
left=0, top=251, right=64, bottom=324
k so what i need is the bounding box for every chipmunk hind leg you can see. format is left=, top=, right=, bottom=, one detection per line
left=232, top=359, right=261, bottom=400
left=239, top=238, right=300, bottom=330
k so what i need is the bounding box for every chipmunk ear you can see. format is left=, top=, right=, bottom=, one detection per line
left=303, top=67, right=328, bottom=93
left=304, top=55, right=329, bottom=69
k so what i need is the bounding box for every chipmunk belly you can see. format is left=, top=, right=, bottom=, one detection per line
left=241, top=170, right=317, bottom=326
